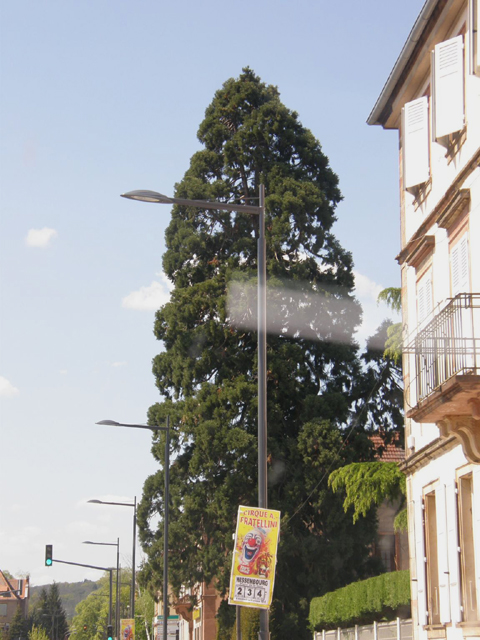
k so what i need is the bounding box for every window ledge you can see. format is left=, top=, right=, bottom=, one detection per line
left=425, top=624, right=447, bottom=639
left=456, top=621, right=480, bottom=635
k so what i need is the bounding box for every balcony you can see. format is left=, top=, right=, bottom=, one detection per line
left=406, top=294, right=480, bottom=462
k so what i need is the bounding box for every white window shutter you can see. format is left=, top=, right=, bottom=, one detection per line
left=478, top=0, right=480, bottom=73
left=433, top=36, right=465, bottom=139
left=476, top=0, right=480, bottom=74
left=415, top=499, right=428, bottom=627
left=459, top=235, right=469, bottom=291
left=403, top=97, right=430, bottom=190
left=469, top=0, right=480, bottom=74
left=447, top=482, right=463, bottom=624
left=451, top=234, right=469, bottom=295
left=417, top=272, right=433, bottom=324
left=436, top=485, right=451, bottom=623
left=474, top=469, right=480, bottom=591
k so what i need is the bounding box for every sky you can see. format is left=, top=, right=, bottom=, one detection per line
left=0, top=0, right=421, bottom=588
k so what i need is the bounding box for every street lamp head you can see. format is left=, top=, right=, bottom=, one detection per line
left=121, top=190, right=173, bottom=204
left=87, top=499, right=102, bottom=504
left=97, top=419, right=168, bottom=432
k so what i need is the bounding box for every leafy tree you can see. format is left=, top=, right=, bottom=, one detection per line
left=28, top=628, right=49, bottom=640
left=350, top=320, right=404, bottom=443
left=329, top=461, right=406, bottom=531
left=135, top=583, right=155, bottom=640
left=72, top=583, right=105, bottom=640
left=377, top=288, right=402, bottom=365
left=71, top=570, right=151, bottom=640
left=329, top=289, right=406, bottom=533
left=137, top=68, right=393, bottom=640
left=377, top=288, right=401, bottom=313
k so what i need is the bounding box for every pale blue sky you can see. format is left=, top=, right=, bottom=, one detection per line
left=1, top=0, right=418, bottom=586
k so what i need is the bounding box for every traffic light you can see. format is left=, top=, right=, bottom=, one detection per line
left=107, top=625, right=113, bottom=640
left=45, top=545, right=53, bottom=567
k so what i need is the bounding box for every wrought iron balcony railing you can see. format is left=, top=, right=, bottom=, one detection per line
left=407, top=293, right=480, bottom=402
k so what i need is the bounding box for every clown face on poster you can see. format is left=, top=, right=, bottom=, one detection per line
left=228, top=505, right=281, bottom=609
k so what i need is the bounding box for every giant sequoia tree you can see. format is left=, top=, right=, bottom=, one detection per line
left=137, top=69, right=387, bottom=640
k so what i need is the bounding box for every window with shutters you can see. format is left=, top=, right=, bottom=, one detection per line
left=450, top=232, right=469, bottom=296
left=417, top=270, right=433, bottom=325
left=432, top=35, right=465, bottom=146
left=470, top=0, right=480, bottom=74
left=424, top=491, right=441, bottom=625
left=403, top=96, right=430, bottom=192
left=456, top=473, right=478, bottom=621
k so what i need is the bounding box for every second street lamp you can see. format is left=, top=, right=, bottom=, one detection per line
left=97, top=418, right=170, bottom=640
left=121, top=186, right=268, bottom=640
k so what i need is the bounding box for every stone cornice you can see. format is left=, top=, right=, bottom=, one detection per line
left=400, top=435, right=457, bottom=475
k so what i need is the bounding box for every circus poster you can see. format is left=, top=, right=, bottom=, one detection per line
left=228, top=505, right=281, bottom=609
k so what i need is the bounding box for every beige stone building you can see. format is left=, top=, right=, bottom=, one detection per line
left=368, top=0, right=480, bottom=638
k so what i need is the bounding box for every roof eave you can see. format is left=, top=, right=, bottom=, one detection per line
left=367, top=0, right=439, bottom=127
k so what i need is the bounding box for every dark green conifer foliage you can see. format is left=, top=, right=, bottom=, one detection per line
left=137, top=69, right=385, bottom=640
left=9, top=606, right=28, bottom=640
left=32, top=584, right=69, bottom=640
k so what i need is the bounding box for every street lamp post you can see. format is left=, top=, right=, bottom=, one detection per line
left=83, top=540, right=120, bottom=640
left=96, top=419, right=170, bottom=640
left=87, top=499, right=137, bottom=621
left=121, top=187, right=269, bottom=639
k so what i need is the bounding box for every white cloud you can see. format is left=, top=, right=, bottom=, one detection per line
left=25, top=227, right=58, bottom=248
left=122, top=274, right=173, bottom=311
left=112, top=361, right=127, bottom=367
left=64, top=520, right=110, bottom=536
left=59, top=369, right=68, bottom=375
left=0, top=376, right=19, bottom=397
left=10, top=504, right=26, bottom=513
left=353, top=271, right=400, bottom=346
left=353, top=271, right=383, bottom=302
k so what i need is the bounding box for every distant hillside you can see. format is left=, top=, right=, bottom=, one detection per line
left=30, top=580, right=100, bottom=620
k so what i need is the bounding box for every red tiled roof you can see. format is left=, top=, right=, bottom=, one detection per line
left=369, top=434, right=405, bottom=462
left=0, top=570, right=29, bottom=599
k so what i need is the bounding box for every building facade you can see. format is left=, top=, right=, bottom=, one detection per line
left=0, top=571, right=29, bottom=637
left=368, top=0, right=480, bottom=639
left=153, top=582, right=222, bottom=640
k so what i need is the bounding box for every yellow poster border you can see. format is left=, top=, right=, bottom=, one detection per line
left=228, top=505, right=281, bottom=609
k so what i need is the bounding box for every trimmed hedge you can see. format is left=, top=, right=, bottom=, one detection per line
left=230, top=607, right=260, bottom=640
left=309, top=570, right=411, bottom=630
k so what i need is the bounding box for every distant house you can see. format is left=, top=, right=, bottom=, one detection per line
left=370, top=435, right=409, bottom=573
left=368, top=0, right=480, bottom=637
left=153, top=582, right=221, bottom=640
left=0, top=571, right=29, bottom=636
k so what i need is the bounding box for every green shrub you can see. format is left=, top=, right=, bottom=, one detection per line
left=230, top=607, right=260, bottom=640
left=309, top=571, right=410, bottom=630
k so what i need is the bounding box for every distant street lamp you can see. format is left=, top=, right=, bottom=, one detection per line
left=96, top=419, right=170, bottom=640
left=121, top=187, right=269, bottom=639
left=83, top=540, right=120, bottom=640
left=87, top=498, right=137, bottom=620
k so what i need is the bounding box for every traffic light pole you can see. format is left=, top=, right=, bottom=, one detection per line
left=47, top=556, right=114, bottom=627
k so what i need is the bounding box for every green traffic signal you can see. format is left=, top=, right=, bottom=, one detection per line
left=107, top=625, right=113, bottom=640
left=45, top=544, right=53, bottom=566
